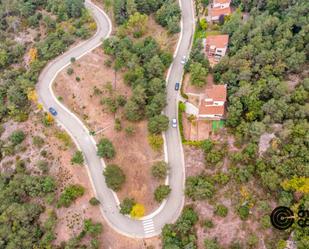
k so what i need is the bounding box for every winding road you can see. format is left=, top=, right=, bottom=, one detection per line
left=37, top=0, right=194, bottom=238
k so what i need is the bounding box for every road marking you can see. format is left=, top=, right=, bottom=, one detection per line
left=142, top=219, right=155, bottom=234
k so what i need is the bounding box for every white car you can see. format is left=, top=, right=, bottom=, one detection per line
left=180, top=56, right=187, bottom=65
left=172, top=118, right=177, bottom=128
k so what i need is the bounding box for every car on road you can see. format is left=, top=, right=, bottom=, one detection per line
left=180, top=56, right=187, bottom=65
left=172, top=118, right=177, bottom=128
left=175, top=82, right=180, bottom=91
left=48, top=107, right=58, bottom=116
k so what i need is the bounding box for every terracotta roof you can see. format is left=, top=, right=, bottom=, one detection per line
left=214, top=0, right=231, bottom=4
left=206, top=35, right=229, bottom=49
left=199, top=101, right=225, bottom=116
left=205, top=84, right=227, bottom=101
left=210, top=7, right=232, bottom=17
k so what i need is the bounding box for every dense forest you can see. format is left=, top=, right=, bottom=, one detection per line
left=0, top=0, right=93, bottom=122
left=0, top=0, right=103, bottom=248
left=214, top=0, right=309, bottom=248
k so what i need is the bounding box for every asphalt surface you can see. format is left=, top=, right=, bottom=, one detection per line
left=36, top=0, right=194, bottom=238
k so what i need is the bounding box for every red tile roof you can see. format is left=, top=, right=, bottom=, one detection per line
left=210, top=7, right=232, bottom=17
left=206, top=35, right=229, bottom=49
left=205, top=84, right=227, bottom=101
left=199, top=101, right=225, bottom=115
left=198, top=84, right=227, bottom=116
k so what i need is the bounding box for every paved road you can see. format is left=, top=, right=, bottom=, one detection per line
left=37, top=0, right=194, bottom=238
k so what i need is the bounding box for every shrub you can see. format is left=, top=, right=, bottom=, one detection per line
left=10, top=130, right=26, bottom=145
left=154, top=185, right=171, bottom=202
left=125, top=126, right=135, bottom=136
left=247, top=234, right=258, bottom=248
left=120, top=198, right=136, bottom=215
left=148, top=134, right=164, bottom=151
left=237, top=204, right=250, bottom=220
left=71, top=151, right=84, bottom=165
left=203, top=219, right=214, bottom=229
left=103, top=164, right=126, bottom=191
left=70, top=57, right=76, bottom=63
left=37, top=160, right=49, bottom=174
left=76, top=76, right=81, bottom=81
left=114, top=118, right=122, bottom=131
left=214, top=204, right=228, bottom=217
left=130, top=203, right=145, bottom=218
left=57, top=184, right=85, bottom=208
left=32, top=136, right=44, bottom=148
left=67, top=67, right=74, bottom=75
left=151, top=161, right=168, bottom=179
left=89, top=197, right=100, bottom=206
left=97, top=138, right=115, bottom=159
left=83, top=219, right=103, bottom=237
left=204, top=238, right=222, bottom=249
left=185, top=175, right=215, bottom=200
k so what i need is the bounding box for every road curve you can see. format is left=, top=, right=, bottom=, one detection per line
left=37, top=0, right=194, bottom=238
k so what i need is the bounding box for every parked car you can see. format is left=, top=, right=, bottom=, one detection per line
left=180, top=56, right=187, bottom=65
left=172, top=118, right=177, bottom=128
left=175, top=82, right=180, bottom=91
left=48, top=107, right=58, bottom=116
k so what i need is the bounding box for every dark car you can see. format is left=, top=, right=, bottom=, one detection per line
left=175, top=82, right=180, bottom=91
left=48, top=107, right=58, bottom=116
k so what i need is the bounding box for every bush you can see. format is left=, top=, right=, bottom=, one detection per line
left=97, top=138, right=115, bottom=159
left=204, top=238, right=222, bottom=249
left=154, top=185, right=171, bottom=202
left=71, top=151, right=84, bottom=165
left=83, top=219, right=103, bottom=237
left=203, top=219, right=214, bottom=229
left=32, top=136, right=44, bottom=148
left=125, top=126, right=135, bottom=136
left=10, top=130, right=26, bottom=145
left=237, top=204, right=250, bottom=220
left=214, top=204, right=228, bottom=217
left=57, top=184, right=85, bottom=208
left=37, top=160, right=49, bottom=174
left=103, top=164, right=126, bottom=191
left=151, top=161, right=168, bottom=179
left=247, top=234, right=258, bottom=248
left=148, top=115, right=169, bottom=134
left=89, top=197, right=100, bottom=206
left=130, top=203, right=145, bottom=218
left=185, top=175, right=215, bottom=200
left=148, top=134, right=164, bottom=151
left=120, top=198, right=136, bottom=215
left=67, top=67, right=74, bottom=75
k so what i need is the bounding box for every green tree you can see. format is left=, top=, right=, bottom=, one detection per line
left=103, top=164, right=126, bottom=191
left=97, top=138, right=115, bottom=159
left=151, top=161, right=168, bottom=179
left=190, top=62, right=208, bottom=87
left=57, top=184, right=85, bottom=208
left=120, top=197, right=136, bottom=215
left=185, top=175, right=215, bottom=200
left=148, top=115, right=169, bottom=134
left=154, top=185, right=171, bottom=202
left=10, top=130, right=26, bottom=145
left=71, top=151, right=84, bottom=165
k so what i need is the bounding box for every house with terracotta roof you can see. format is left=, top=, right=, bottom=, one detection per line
left=209, top=6, right=232, bottom=22
left=205, top=34, right=229, bottom=62
left=212, top=0, right=231, bottom=9
left=198, top=84, right=227, bottom=120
